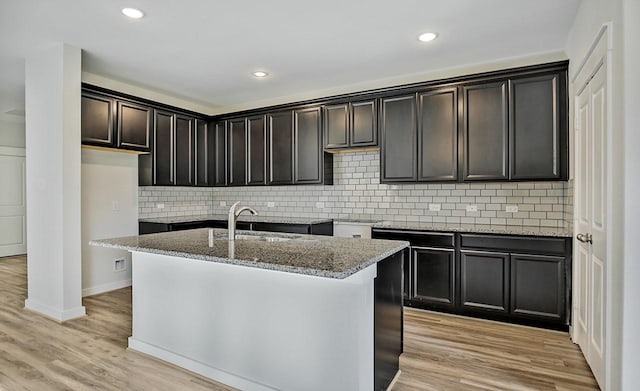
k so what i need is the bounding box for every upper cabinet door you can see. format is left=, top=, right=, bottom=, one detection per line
left=380, top=94, right=417, bottom=182
left=153, top=110, right=174, bottom=186
left=214, top=121, right=227, bottom=187
left=509, top=73, right=567, bottom=180
left=268, top=111, right=294, bottom=185
left=117, top=101, right=152, bottom=152
left=174, top=115, right=195, bottom=186
left=418, top=88, right=458, bottom=182
left=350, top=99, right=377, bottom=147
left=461, top=81, right=508, bottom=181
left=194, top=120, right=211, bottom=186
left=294, top=107, right=322, bottom=184
left=324, top=103, right=349, bottom=149
left=247, top=115, right=267, bottom=186
left=81, top=92, right=115, bottom=146
left=228, top=118, right=247, bottom=186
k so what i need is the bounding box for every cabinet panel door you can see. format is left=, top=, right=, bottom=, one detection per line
left=294, top=107, right=322, bottom=184
left=418, top=88, right=458, bottom=181
left=195, top=120, right=211, bottom=186
left=228, top=118, right=247, bottom=186
left=413, top=247, right=456, bottom=309
left=351, top=100, right=377, bottom=146
left=247, top=115, right=267, bottom=185
left=81, top=92, right=115, bottom=146
left=510, top=254, right=565, bottom=321
left=117, top=101, right=152, bottom=151
left=380, top=95, right=417, bottom=182
left=324, top=103, right=349, bottom=149
left=153, top=110, right=174, bottom=185
left=214, top=122, right=227, bottom=187
left=268, top=111, right=294, bottom=185
left=460, top=250, right=509, bottom=313
left=509, top=73, right=565, bottom=179
left=462, top=82, right=508, bottom=181
left=175, top=115, right=194, bottom=186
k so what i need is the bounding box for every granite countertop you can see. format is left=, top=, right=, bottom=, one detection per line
left=372, top=221, right=573, bottom=238
left=139, top=214, right=333, bottom=225
left=90, top=228, right=408, bottom=279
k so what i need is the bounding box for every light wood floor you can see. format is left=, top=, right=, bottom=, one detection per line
left=0, top=255, right=598, bottom=390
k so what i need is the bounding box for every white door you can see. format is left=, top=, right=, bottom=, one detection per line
left=574, top=60, right=607, bottom=386
left=0, top=146, right=27, bottom=257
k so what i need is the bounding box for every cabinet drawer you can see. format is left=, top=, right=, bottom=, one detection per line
left=372, top=229, right=454, bottom=248
left=459, top=234, right=566, bottom=255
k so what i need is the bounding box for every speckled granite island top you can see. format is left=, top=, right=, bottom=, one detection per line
left=139, top=214, right=333, bottom=225
left=90, top=228, right=408, bottom=279
left=372, top=221, right=573, bottom=238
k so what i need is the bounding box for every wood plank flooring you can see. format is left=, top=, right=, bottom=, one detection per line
left=0, top=255, right=598, bottom=390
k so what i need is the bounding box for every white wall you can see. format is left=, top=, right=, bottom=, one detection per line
left=81, top=148, right=137, bottom=296
left=0, top=120, right=25, bottom=148
left=565, top=0, right=634, bottom=389
left=621, top=0, right=640, bottom=389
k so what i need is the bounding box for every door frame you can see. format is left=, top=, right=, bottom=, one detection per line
left=570, top=22, right=617, bottom=390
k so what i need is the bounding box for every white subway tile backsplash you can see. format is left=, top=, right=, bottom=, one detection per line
left=139, top=151, right=573, bottom=230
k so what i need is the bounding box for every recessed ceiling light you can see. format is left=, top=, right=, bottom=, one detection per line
left=252, top=71, right=269, bottom=78
left=122, top=8, right=144, bottom=19
left=418, top=32, right=438, bottom=42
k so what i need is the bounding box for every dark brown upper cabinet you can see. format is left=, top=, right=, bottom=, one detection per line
left=153, top=110, right=174, bottom=186
left=247, top=115, right=267, bottom=186
left=509, top=72, right=567, bottom=180
left=81, top=92, right=115, bottom=147
left=195, top=120, right=214, bottom=187
left=268, top=111, right=294, bottom=185
left=174, top=115, right=195, bottom=186
left=324, top=99, right=377, bottom=150
left=294, top=107, right=323, bottom=184
left=461, top=81, right=509, bottom=181
left=418, top=88, right=458, bottom=181
left=214, top=121, right=228, bottom=187
left=380, top=94, right=417, bottom=182
left=228, top=118, right=247, bottom=186
left=117, top=101, right=152, bottom=152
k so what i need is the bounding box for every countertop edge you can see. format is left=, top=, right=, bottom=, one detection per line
left=89, top=240, right=409, bottom=280
left=371, top=223, right=573, bottom=238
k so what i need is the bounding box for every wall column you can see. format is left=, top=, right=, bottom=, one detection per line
left=24, top=43, right=85, bottom=321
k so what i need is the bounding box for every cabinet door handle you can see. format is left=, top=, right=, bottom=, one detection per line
left=576, top=233, right=593, bottom=244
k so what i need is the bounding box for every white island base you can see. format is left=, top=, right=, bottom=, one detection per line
left=127, top=251, right=399, bottom=391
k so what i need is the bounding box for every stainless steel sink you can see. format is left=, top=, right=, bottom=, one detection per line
left=233, top=234, right=294, bottom=242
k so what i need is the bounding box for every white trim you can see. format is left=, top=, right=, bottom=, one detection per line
left=571, top=23, right=613, bottom=83
left=0, top=146, right=25, bottom=157
left=24, top=299, right=86, bottom=322
left=82, top=279, right=132, bottom=297
left=128, top=338, right=278, bottom=391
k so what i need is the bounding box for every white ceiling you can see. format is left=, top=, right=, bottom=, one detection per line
left=0, top=0, right=580, bottom=118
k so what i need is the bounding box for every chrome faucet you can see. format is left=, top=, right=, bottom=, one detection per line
left=228, top=201, right=258, bottom=241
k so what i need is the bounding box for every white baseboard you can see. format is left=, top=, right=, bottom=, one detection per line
left=128, top=338, right=277, bottom=391
left=24, top=298, right=86, bottom=322
left=82, top=279, right=132, bottom=297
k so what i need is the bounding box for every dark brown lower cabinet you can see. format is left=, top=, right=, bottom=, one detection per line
left=413, top=247, right=456, bottom=310
left=460, top=250, right=509, bottom=313
left=372, top=228, right=571, bottom=330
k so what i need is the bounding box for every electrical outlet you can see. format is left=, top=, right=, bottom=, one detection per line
left=114, top=258, right=126, bottom=272
left=466, top=204, right=478, bottom=212
left=315, top=202, right=324, bottom=209
left=156, top=203, right=165, bottom=209
left=267, top=202, right=275, bottom=208
left=111, top=200, right=119, bottom=211
left=220, top=201, right=226, bottom=207
left=428, top=203, right=441, bottom=211
left=506, top=205, right=519, bottom=213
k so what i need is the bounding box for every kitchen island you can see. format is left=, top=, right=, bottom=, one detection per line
left=91, top=228, right=408, bottom=391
